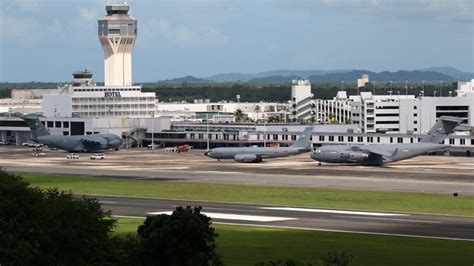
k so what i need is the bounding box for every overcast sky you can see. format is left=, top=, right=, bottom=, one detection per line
left=1, top=0, right=473, bottom=82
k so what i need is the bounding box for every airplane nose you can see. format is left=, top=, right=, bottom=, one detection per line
left=204, top=151, right=209, bottom=157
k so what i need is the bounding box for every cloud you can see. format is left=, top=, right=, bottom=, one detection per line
left=141, top=18, right=228, bottom=47
left=47, top=18, right=62, bottom=33
left=318, top=0, right=474, bottom=22
left=0, top=15, right=40, bottom=41
left=13, top=0, right=42, bottom=12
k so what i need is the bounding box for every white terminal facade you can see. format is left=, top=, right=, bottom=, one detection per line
left=0, top=2, right=473, bottom=154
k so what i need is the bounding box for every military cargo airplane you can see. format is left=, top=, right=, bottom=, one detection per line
left=21, top=114, right=123, bottom=152
left=204, top=127, right=313, bottom=163
left=310, top=116, right=462, bottom=166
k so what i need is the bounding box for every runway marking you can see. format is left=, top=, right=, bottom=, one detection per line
left=146, top=211, right=297, bottom=222
left=338, top=216, right=442, bottom=224
left=259, top=207, right=409, bottom=217
left=98, top=200, right=117, bottom=204
left=112, top=216, right=473, bottom=242
left=214, top=222, right=474, bottom=242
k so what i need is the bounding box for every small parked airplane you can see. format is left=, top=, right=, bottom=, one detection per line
left=310, top=116, right=462, bottom=166
left=204, top=127, right=313, bottom=163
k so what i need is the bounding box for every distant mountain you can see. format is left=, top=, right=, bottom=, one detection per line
left=163, top=68, right=460, bottom=84
left=206, top=73, right=256, bottom=82
left=254, top=69, right=351, bottom=78
left=248, top=75, right=304, bottom=83
left=206, top=69, right=351, bottom=82
left=158, top=75, right=214, bottom=84
left=421, top=66, right=474, bottom=80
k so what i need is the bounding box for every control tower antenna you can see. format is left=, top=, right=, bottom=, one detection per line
left=98, top=2, right=137, bottom=86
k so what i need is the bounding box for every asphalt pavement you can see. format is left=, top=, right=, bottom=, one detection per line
left=94, top=195, right=474, bottom=241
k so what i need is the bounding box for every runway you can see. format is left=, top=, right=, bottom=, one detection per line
left=2, top=147, right=474, bottom=194
left=94, top=195, right=474, bottom=241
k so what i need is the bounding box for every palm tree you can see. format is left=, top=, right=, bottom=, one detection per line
left=254, top=105, right=261, bottom=121
left=234, top=109, right=245, bottom=122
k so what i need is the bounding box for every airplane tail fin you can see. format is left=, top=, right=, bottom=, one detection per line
left=21, top=113, right=50, bottom=141
left=290, top=127, right=313, bottom=149
left=420, top=116, right=462, bottom=144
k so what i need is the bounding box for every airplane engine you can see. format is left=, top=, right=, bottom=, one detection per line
left=234, top=154, right=261, bottom=163
left=348, top=151, right=370, bottom=162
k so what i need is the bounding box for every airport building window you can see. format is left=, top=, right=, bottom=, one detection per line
left=398, top=137, right=403, bottom=143
left=63, top=121, right=69, bottom=128
left=273, top=134, right=278, bottom=140
left=291, top=135, right=296, bottom=141
left=55, top=121, right=61, bottom=128
left=449, top=138, right=455, bottom=145
left=348, top=136, right=353, bottom=142
left=367, top=136, right=373, bottom=143
left=208, top=134, right=212, bottom=140
left=338, top=136, right=344, bottom=142
left=86, top=132, right=92, bottom=135
left=198, top=134, right=203, bottom=139
left=460, top=139, right=465, bottom=145
left=410, top=138, right=414, bottom=143
left=377, top=137, right=380, bottom=143
left=215, top=134, right=219, bottom=140
left=319, top=136, right=324, bottom=141
left=390, top=137, right=393, bottom=143
left=357, top=136, right=363, bottom=142
left=471, top=139, right=474, bottom=145
left=47, top=121, right=53, bottom=128
left=329, top=136, right=334, bottom=142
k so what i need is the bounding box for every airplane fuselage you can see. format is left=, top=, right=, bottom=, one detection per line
left=35, top=134, right=123, bottom=152
left=310, top=143, right=449, bottom=165
left=205, top=147, right=310, bottom=162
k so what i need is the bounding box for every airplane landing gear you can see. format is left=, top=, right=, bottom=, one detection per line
left=318, top=162, right=322, bottom=166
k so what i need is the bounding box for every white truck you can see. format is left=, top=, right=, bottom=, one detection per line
left=90, top=153, right=105, bottom=160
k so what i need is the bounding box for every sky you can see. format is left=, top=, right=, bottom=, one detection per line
left=0, top=0, right=473, bottom=82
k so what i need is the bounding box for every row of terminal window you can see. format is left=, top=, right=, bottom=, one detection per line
left=47, top=121, right=69, bottom=128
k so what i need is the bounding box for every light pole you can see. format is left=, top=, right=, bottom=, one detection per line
left=206, top=114, right=210, bottom=151
left=263, top=120, right=267, bottom=147
left=151, top=111, right=154, bottom=149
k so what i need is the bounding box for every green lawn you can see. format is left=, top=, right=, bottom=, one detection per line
left=22, top=174, right=474, bottom=216
left=115, top=217, right=474, bottom=266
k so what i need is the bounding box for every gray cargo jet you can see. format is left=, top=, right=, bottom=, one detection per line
left=310, top=116, right=462, bottom=166
left=204, top=127, right=313, bottom=163
left=21, top=114, right=123, bottom=152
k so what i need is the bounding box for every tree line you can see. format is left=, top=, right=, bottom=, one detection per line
left=0, top=82, right=458, bottom=101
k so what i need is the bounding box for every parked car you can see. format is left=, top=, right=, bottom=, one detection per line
left=32, top=152, right=46, bottom=157
left=66, top=153, right=79, bottom=160
left=90, top=153, right=105, bottom=160
left=32, top=147, right=43, bottom=153
left=147, top=143, right=162, bottom=149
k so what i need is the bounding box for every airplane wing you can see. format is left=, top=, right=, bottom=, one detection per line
left=80, top=138, right=103, bottom=151
left=353, top=146, right=397, bottom=157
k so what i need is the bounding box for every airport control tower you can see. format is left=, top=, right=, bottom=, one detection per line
left=98, top=3, right=137, bottom=86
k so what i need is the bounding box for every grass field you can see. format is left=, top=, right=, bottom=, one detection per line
left=115, top=217, right=474, bottom=266
left=22, top=174, right=474, bottom=216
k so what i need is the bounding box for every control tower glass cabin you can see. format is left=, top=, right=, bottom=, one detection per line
left=98, top=3, right=137, bottom=87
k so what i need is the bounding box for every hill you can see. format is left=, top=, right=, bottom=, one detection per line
left=158, top=75, right=214, bottom=84
left=421, top=67, right=474, bottom=80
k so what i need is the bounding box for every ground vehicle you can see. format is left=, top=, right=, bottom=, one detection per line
left=32, top=152, right=46, bottom=157
left=66, top=153, right=79, bottom=160
left=176, top=145, right=192, bottom=153
left=147, top=143, right=162, bottom=149
left=90, top=153, right=105, bottom=160
left=23, top=142, right=43, bottom=147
